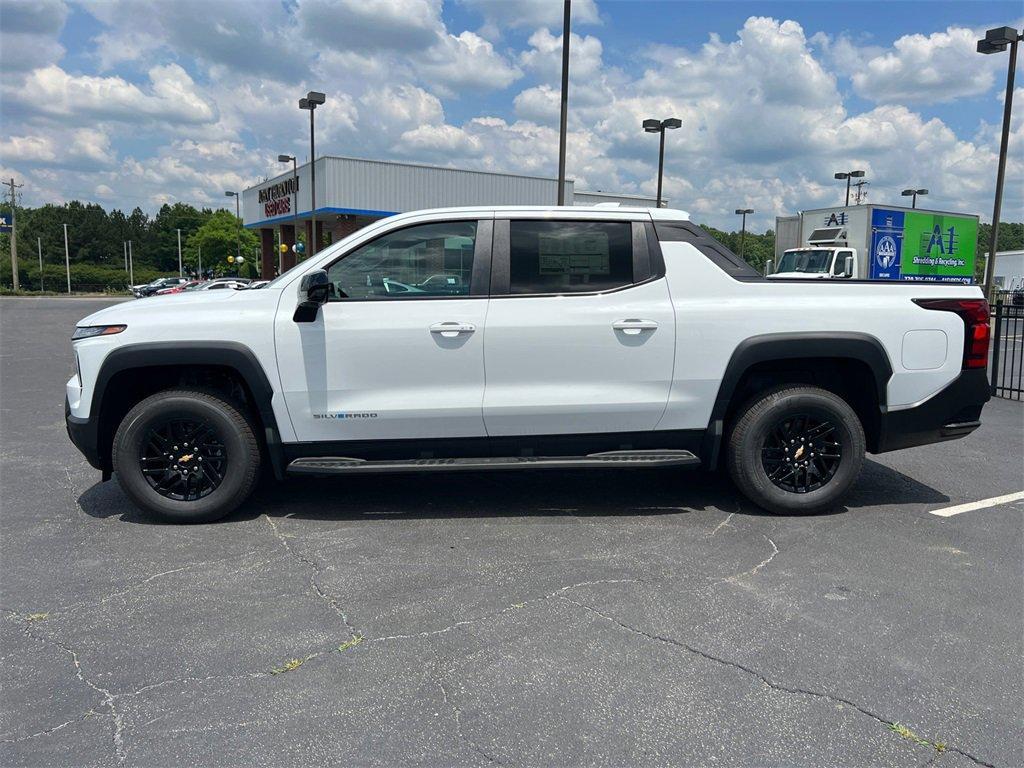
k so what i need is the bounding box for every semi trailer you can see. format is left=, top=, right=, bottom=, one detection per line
left=772, top=205, right=979, bottom=283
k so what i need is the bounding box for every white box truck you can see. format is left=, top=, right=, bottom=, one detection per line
left=772, top=205, right=979, bottom=283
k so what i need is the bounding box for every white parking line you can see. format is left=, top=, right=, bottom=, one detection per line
left=929, top=491, right=1024, bottom=517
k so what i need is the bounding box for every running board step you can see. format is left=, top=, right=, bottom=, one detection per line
left=286, top=450, right=700, bottom=475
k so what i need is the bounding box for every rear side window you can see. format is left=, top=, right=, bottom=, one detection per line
left=509, top=220, right=632, bottom=294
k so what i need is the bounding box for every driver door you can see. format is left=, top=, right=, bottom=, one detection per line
left=275, top=217, right=492, bottom=443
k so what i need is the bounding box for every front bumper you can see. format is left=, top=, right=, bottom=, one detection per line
left=875, top=368, right=990, bottom=453
left=65, top=396, right=106, bottom=472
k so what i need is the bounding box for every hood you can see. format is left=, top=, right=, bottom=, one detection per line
left=76, top=289, right=243, bottom=327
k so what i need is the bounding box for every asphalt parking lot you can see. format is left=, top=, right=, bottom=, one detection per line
left=1, top=297, right=1022, bottom=768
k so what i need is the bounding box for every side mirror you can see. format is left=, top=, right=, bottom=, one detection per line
left=843, top=255, right=855, bottom=278
left=293, top=269, right=330, bottom=323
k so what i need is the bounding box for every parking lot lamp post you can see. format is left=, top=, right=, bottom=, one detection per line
left=735, top=208, right=754, bottom=259
left=299, top=91, right=326, bottom=254
left=63, top=223, right=70, bottom=294
left=977, top=26, right=1021, bottom=297
left=225, top=191, right=241, bottom=264
left=834, top=170, right=865, bottom=206
left=901, top=188, right=928, bottom=209
left=176, top=228, right=183, bottom=276
left=643, top=117, right=682, bottom=208
left=38, top=237, right=42, bottom=291
left=557, top=0, right=570, bottom=205
left=278, top=153, right=298, bottom=232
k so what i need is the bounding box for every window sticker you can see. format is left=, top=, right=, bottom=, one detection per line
left=538, top=232, right=611, bottom=276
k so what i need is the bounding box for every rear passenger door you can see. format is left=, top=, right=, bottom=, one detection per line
left=482, top=216, right=676, bottom=436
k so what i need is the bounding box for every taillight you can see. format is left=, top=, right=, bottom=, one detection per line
left=913, top=298, right=990, bottom=370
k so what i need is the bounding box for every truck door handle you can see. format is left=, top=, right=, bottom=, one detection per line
left=430, top=322, right=476, bottom=338
left=612, top=319, right=659, bottom=335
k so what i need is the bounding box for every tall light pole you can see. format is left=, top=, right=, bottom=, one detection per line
left=643, top=118, right=682, bottom=208
left=299, top=91, right=326, bottom=254
left=833, top=170, right=865, bottom=206
left=278, top=153, right=298, bottom=229
left=6, top=177, right=22, bottom=291
left=735, top=208, right=754, bottom=260
left=63, top=223, right=71, bottom=294
left=901, top=188, right=928, bottom=209
left=176, top=228, right=183, bottom=276
left=978, top=25, right=1021, bottom=296
left=37, top=237, right=42, bottom=292
left=128, top=240, right=134, bottom=287
left=225, top=190, right=241, bottom=265
left=556, top=0, right=571, bottom=205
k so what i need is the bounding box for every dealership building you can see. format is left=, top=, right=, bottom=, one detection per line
left=241, top=156, right=661, bottom=279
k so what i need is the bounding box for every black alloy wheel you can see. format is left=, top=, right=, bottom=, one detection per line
left=139, top=417, right=228, bottom=501
left=760, top=414, right=842, bottom=494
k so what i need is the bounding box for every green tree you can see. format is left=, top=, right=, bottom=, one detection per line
left=183, top=209, right=258, bottom=276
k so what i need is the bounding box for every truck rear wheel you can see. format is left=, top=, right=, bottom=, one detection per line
left=727, top=385, right=865, bottom=515
left=112, top=389, right=261, bottom=523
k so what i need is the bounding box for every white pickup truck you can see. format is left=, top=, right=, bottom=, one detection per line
left=66, top=206, right=991, bottom=522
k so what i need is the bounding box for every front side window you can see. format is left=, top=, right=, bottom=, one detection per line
left=326, top=221, right=476, bottom=300
left=509, top=220, right=633, bottom=295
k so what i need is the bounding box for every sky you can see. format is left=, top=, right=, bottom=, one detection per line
left=0, top=0, right=1021, bottom=232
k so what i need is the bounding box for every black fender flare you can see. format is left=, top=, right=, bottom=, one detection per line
left=701, top=332, right=893, bottom=468
left=89, top=342, right=285, bottom=478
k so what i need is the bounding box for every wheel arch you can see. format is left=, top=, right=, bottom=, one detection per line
left=90, top=342, right=284, bottom=478
left=701, top=332, right=893, bottom=468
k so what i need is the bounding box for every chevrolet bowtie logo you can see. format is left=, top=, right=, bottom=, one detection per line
left=179, top=453, right=194, bottom=463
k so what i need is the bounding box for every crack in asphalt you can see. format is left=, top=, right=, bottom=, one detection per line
left=431, top=650, right=507, bottom=766
left=264, top=514, right=359, bottom=638
left=0, top=715, right=83, bottom=744
left=7, top=614, right=126, bottom=763
left=724, top=534, right=779, bottom=583
left=708, top=512, right=736, bottom=537
left=369, top=579, right=641, bottom=644
left=557, top=596, right=996, bottom=768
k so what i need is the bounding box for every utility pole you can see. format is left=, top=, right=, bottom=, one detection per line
left=6, top=177, right=23, bottom=291
left=198, top=245, right=202, bottom=278
left=853, top=180, right=869, bottom=205
left=37, top=237, right=42, bottom=292
left=128, top=240, right=134, bottom=287
left=63, top=223, right=71, bottom=294
left=177, top=228, right=183, bottom=276
left=556, top=0, right=571, bottom=205
left=123, top=241, right=128, bottom=272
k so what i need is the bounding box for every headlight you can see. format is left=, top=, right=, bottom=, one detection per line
left=72, top=325, right=126, bottom=340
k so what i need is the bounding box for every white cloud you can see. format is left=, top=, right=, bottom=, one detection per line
left=849, top=26, right=1001, bottom=104
left=298, top=0, right=444, bottom=52
left=4, top=64, right=217, bottom=125
left=0, top=0, right=68, bottom=73
left=459, top=0, right=601, bottom=39
left=418, top=31, right=521, bottom=94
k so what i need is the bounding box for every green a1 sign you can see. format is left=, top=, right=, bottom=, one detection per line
left=901, top=211, right=977, bottom=282
left=871, top=209, right=977, bottom=283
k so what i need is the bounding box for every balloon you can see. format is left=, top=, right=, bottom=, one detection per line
left=227, top=255, right=235, bottom=263
left=236, top=256, right=245, bottom=264
left=279, top=243, right=288, bottom=254
left=295, top=242, right=306, bottom=254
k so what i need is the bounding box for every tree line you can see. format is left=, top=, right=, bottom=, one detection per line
left=0, top=200, right=261, bottom=290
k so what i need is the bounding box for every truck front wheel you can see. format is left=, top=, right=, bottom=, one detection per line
left=726, top=385, right=865, bottom=515
left=112, top=389, right=261, bottom=523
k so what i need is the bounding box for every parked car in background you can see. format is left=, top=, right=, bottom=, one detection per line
left=154, top=281, right=202, bottom=295
left=187, top=279, right=248, bottom=291
left=131, top=277, right=190, bottom=298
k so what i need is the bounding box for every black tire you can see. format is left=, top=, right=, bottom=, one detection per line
left=112, top=389, right=261, bottom=523
left=727, top=385, right=865, bottom=515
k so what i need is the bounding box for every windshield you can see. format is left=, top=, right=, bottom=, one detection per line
left=777, top=249, right=834, bottom=274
